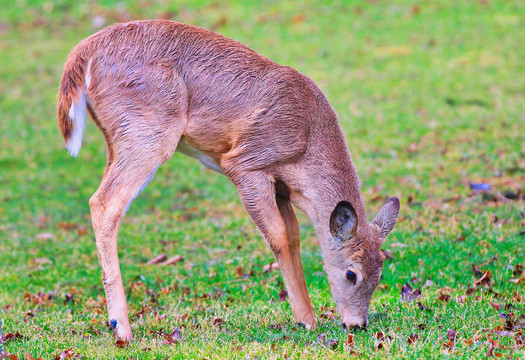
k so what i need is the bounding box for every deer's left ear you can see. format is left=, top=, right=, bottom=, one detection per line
left=330, top=201, right=358, bottom=242
left=372, top=197, right=400, bottom=238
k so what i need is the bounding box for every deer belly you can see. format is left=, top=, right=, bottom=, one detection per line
left=176, top=138, right=223, bottom=174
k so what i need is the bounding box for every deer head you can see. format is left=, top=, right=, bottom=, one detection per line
left=323, top=197, right=400, bottom=329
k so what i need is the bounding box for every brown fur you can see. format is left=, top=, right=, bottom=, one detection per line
left=57, top=20, right=400, bottom=340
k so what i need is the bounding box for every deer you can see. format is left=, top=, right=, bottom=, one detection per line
left=57, top=20, right=400, bottom=341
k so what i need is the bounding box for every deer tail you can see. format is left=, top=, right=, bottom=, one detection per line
left=57, top=51, right=92, bottom=157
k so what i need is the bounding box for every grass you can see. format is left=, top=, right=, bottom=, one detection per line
left=0, top=0, right=524, bottom=358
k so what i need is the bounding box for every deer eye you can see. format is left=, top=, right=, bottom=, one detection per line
left=346, top=270, right=357, bottom=284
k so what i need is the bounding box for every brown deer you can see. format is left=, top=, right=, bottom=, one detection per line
left=57, top=20, right=399, bottom=341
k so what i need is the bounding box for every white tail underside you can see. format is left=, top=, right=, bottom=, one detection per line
left=66, top=59, right=92, bottom=157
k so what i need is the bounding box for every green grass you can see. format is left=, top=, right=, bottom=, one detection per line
left=0, top=0, right=524, bottom=358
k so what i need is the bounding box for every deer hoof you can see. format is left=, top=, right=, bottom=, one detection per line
left=298, top=314, right=317, bottom=330
left=110, top=319, right=133, bottom=341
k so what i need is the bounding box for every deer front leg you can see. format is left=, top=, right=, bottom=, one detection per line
left=276, top=197, right=316, bottom=329
left=231, top=171, right=316, bottom=329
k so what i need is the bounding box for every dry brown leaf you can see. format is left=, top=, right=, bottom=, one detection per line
left=438, top=293, right=451, bottom=303
left=489, top=302, right=502, bottom=311
left=345, top=333, right=355, bottom=348
left=24, top=353, right=42, bottom=360
left=163, top=327, right=182, bottom=345
left=146, top=253, right=167, bottom=265
left=53, top=348, right=75, bottom=360
left=212, top=317, right=223, bottom=329
left=278, top=288, right=288, bottom=302
left=401, top=283, right=421, bottom=302
left=76, top=226, right=88, bottom=235
left=509, top=276, right=525, bottom=285
left=4, top=331, right=23, bottom=341
left=408, top=333, right=419, bottom=345
left=475, top=270, right=492, bottom=287
left=263, top=262, right=279, bottom=273
left=162, top=255, right=183, bottom=265
left=58, top=222, right=77, bottom=230
left=115, top=339, right=129, bottom=348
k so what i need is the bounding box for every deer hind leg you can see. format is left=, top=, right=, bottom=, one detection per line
left=229, top=171, right=316, bottom=329
left=89, top=119, right=185, bottom=341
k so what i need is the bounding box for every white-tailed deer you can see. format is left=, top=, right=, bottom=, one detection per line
left=57, top=20, right=399, bottom=341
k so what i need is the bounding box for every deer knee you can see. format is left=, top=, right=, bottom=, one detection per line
left=89, top=192, right=102, bottom=212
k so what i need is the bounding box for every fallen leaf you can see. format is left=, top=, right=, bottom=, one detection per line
left=489, top=302, right=502, bottom=311
left=496, top=330, right=513, bottom=337
left=146, top=253, right=167, bottom=265
left=24, top=353, right=42, bottom=360
left=269, top=323, right=282, bottom=331
left=472, top=264, right=482, bottom=277
left=115, top=339, right=129, bottom=348
left=53, top=348, right=75, bottom=360
left=320, top=309, right=336, bottom=320
left=325, top=338, right=339, bottom=350
left=447, top=329, right=458, bottom=341
left=316, top=332, right=339, bottom=349
left=4, top=332, right=23, bottom=341
left=33, top=258, right=52, bottom=265
left=401, top=283, right=422, bottom=302
left=390, top=242, right=407, bottom=248
left=466, top=282, right=476, bottom=295
left=443, top=329, right=458, bottom=351
left=212, top=317, right=223, bottom=329
left=76, top=226, right=88, bottom=235
left=263, top=262, right=279, bottom=273
left=373, top=331, right=390, bottom=350
left=408, top=333, right=418, bottom=345
left=509, top=276, right=525, bottom=285
left=163, top=327, right=182, bottom=345
left=417, top=302, right=431, bottom=311
left=292, top=14, right=306, bottom=25
left=456, top=295, right=467, bottom=304
left=487, top=336, right=499, bottom=357
left=161, top=255, right=183, bottom=265
left=438, top=293, right=451, bottom=303
left=64, top=293, right=74, bottom=305
left=475, top=270, right=492, bottom=287
left=35, top=233, right=55, bottom=240
left=234, top=266, right=244, bottom=277
left=278, top=288, right=288, bottom=302
left=345, top=333, right=355, bottom=348
left=317, top=332, right=327, bottom=344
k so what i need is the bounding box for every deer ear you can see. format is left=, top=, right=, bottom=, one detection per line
left=372, top=197, right=400, bottom=238
left=330, top=201, right=358, bottom=242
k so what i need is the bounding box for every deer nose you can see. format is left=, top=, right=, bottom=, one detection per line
left=342, top=320, right=368, bottom=332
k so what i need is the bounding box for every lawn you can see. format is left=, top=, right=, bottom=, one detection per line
left=0, top=0, right=524, bottom=359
